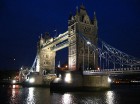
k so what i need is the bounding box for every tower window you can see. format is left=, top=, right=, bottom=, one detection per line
left=90, top=51, right=93, bottom=54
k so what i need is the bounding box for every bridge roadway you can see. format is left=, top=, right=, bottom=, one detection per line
left=83, top=67, right=140, bottom=75
left=42, top=31, right=69, bottom=51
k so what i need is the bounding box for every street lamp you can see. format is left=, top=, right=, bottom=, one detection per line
left=65, top=65, right=68, bottom=68
left=87, top=41, right=91, bottom=45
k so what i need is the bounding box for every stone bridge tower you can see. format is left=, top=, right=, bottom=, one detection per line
left=68, top=5, right=98, bottom=71
left=37, top=33, right=56, bottom=74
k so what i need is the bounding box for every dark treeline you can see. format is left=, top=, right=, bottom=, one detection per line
left=0, top=70, right=19, bottom=80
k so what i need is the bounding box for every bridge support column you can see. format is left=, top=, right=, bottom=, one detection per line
left=50, top=72, right=110, bottom=92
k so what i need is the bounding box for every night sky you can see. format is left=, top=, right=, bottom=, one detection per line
left=0, top=0, right=140, bottom=70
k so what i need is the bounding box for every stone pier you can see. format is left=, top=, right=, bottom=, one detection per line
left=83, top=75, right=110, bottom=88
left=50, top=71, right=110, bottom=92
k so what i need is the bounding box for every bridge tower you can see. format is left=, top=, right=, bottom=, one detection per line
left=68, top=5, right=98, bottom=71
left=37, top=33, right=56, bottom=74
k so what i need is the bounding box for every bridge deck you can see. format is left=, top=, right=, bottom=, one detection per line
left=83, top=67, right=140, bottom=75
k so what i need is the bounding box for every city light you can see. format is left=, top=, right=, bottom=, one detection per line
left=62, top=93, right=72, bottom=104
left=12, top=80, right=16, bottom=84
left=53, top=78, right=61, bottom=83
left=20, top=67, right=23, bottom=70
left=108, top=77, right=112, bottom=83
left=29, top=78, right=35, bottom=83
left=65, top=65, right=68, bottom=68
left=59, top=74, right=62, bottom=78
left=106, top=91, right=115, bottom=104
left=12, top=85, right=16, bottom=89
left=64, top=73, right=72, bottom=83
left=87, top=41, right=91, bottom=45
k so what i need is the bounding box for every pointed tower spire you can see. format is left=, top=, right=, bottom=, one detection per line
left=76, top=6, right=78, bottom=14
left=80, top=3, right=85, bottom=10
left=41, top=33, right=43, bottom=39
left=40, top=33, right=44, bottom=46
left=93, top=11, right=98, bottom=27
left=94, top=12, right=97, bottom=20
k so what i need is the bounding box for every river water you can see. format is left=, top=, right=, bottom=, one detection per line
left=0, top=85, right=140, bottom=104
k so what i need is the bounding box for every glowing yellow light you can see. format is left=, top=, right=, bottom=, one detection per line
left=64, top=73, right=71, bottom=83
left=12, top=80, right=16, bottom=84
left=65, top=65, right=68, bottom=68
left=12, top=85, right=16, bottom=89
left=59, top=74, right=62, bottom=78
left=53, top=78, right=61, bottom=83
left=106, top=91, right=115, bottom=104
left=108, top=77, right=111, bottom=83
left=87, top=41, right=91, bottom=45
left=29, top=78, right=35, bottom=83
left=62, top=93, right=72, bottom=104
left=27, top=88, right=34, bottom=103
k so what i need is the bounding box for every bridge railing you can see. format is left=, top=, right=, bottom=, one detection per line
left=83, top=67, right=140, bottom=75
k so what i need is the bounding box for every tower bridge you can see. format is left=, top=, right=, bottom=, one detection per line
left=19, top=5, right=140, bottom=89
left=36, top=5, right=98, bottom=74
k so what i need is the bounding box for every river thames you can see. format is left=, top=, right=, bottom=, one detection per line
left=0, top=85, right=140, bottom=104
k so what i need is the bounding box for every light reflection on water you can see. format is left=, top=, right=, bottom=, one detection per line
left=62, top=93, right=72, bottom=104
left=106, top=91, right=115, bottom=104
left=0, top=85, right=140, bottom=104
left=26, top=87, right=35, bottom=104
left=51, top=91, right=116, bottom=104
left=10, top=85, right=20, bottom=104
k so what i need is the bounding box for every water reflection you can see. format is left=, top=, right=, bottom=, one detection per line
left=106, top=91, right=115, bottom=104
left=51, top=90, right=118, bottom=104
left=26, top=87, right=35, bottom=104
left=12, top=88, right=16, bottom=98
left=62, top=93, right=72, bottom=104
left=81, top=97, right=95, bottom=104
left=1, top=85, right=139, bottom=104
left=80, top=96, right=102, bottom=104
left=10, top=85, right=19, bottom=104
left=9, top=86, right=118, bottom=104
